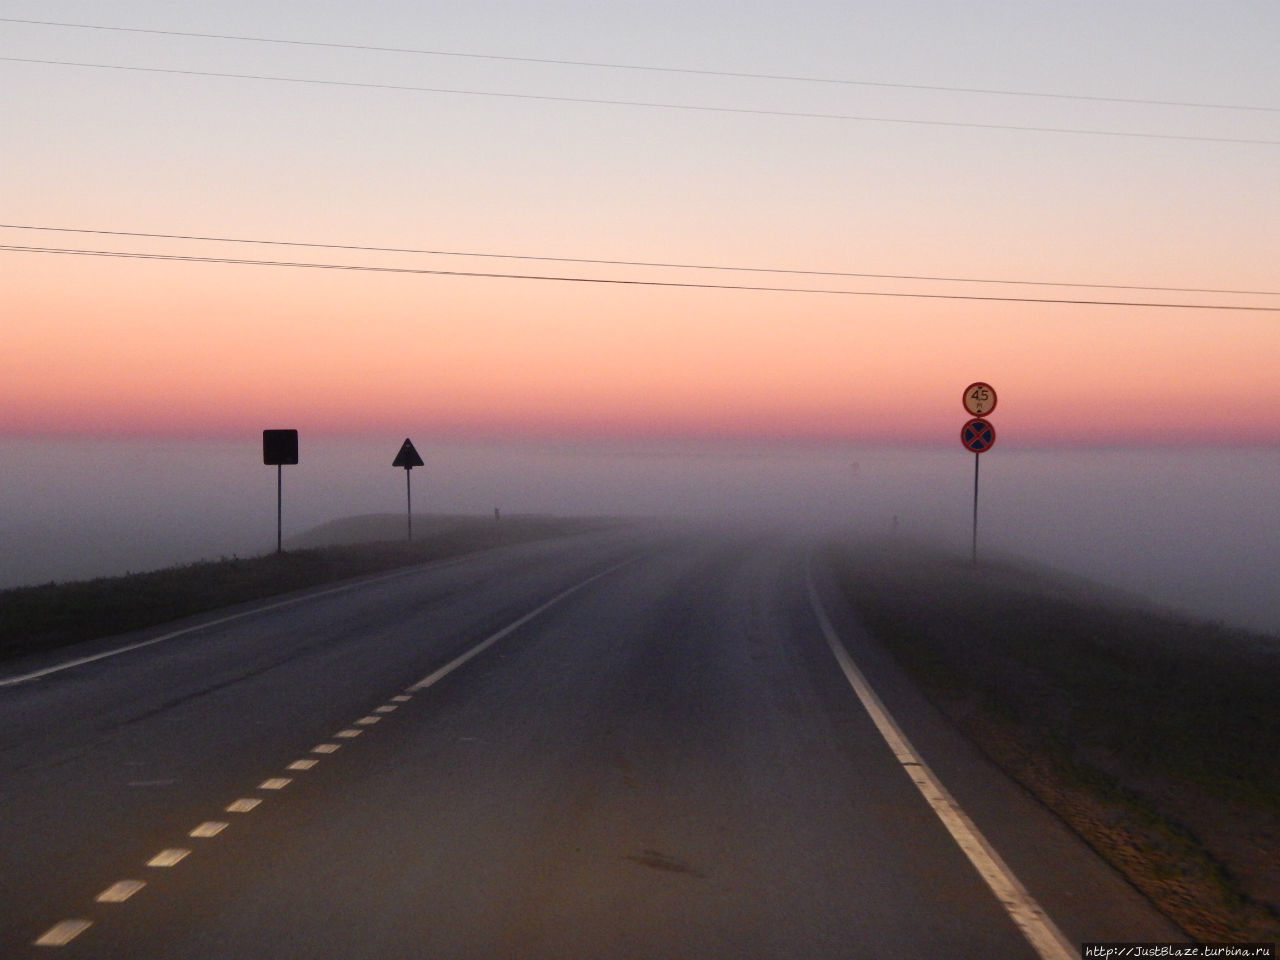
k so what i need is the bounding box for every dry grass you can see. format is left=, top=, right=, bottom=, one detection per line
left=0, top=514, right=614, bottom=663
left=823, top=538, right=1280, bottom=941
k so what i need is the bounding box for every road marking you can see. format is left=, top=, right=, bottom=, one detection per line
left=95, top=880, right=145, bottom=903
left=806, top=565, right=1075, bottom=960
left=0, top=562, right=451, bottom=687
left=21, top=556, right=639, bottom=953
left=147, top=848, right=190, bottom=867
left=409, top=558, right=637, bottom=693
left=190, top=821, right=228, bottom=838
left=34, top=919, right=92, bottom=946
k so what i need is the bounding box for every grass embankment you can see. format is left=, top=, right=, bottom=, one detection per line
left=824, top=540, right=1280, bottom=942
left=0, top=515, right=612, bottom=665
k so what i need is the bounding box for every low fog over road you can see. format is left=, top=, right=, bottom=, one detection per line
left=2, top=437, right=1277, bottom=634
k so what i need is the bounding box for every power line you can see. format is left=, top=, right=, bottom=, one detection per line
left=2, top=224, right=1275, bottom=298
left=3, top=244, right=1276, bottom=312
left=2, top=16, right=1276, bottom=115
left=6, top=57, right=1277, bottom=147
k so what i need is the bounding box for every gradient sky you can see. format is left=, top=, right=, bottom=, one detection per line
left=3, top=0, right=1278, bottom=447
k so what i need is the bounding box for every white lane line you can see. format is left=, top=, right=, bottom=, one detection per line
left=226, top=798, right=261, bottom=813
left=312, top=743, right=341, bottom=754
left=335, top=729, right=363, bottom=739
left=95, top=880, right=145, bottom=903
left=355, top=715, right=381, bottom=725
left=409, top=558, right=637, bottom=693
left=259, top=777, right=292, bottom=790
left=147, top=848, right=190, bottom=867
left=391, top=695, right=412, bottom=702
left=189, top=821, right=228, bottom=838
left=0, top=562, right=448, bottom=687
left=34, top=919, right=92, bottom=946
left=287, top=758, right=318, bottom=771
left=806, top=566, right=1075, bottom=960
left=374, top=704, right=398, bottom=713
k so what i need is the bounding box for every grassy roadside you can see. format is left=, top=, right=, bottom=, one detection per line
left=0, top=515, right=615, bottom=665
left=823, top=538, right=1280, bottom=942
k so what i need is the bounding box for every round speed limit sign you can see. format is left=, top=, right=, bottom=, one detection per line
left=962, top=382, right=997, bottom=416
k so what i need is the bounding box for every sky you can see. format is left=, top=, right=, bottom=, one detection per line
left=2, top=0, right=1278, bottom=447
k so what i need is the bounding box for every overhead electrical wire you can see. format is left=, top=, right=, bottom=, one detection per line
left=4, top=57, right=1276, bottom=146
left=3, top=244, right=1275, bottom=312
left=2, top=16, right=1276, bottom=114
left=3, top=224, right=1276, bottom=299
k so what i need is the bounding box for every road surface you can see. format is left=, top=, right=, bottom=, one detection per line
left=0, top=525, right=1181, bottom=957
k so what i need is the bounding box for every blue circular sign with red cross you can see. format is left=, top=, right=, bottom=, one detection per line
left=961, top=418, right=996, bottom=453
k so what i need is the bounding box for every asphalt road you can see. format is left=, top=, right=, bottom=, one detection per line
left=0, top=526, right=1182, bottom=958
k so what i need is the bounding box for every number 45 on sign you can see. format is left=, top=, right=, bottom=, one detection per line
left=963, top=382, right=997, bottom=416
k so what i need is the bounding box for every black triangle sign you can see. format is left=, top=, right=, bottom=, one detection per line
left=392, top=438, right=424, bottom=469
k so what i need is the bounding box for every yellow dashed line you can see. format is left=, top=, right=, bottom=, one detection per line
left=259, top=778, right=292, bottom=790
left=190, top=821, right=228, bottom=838
left=95, top=880, right=145, bottom=903
left=226, top=798, right=261, bottom=813
left=34, top=919, right=92, bottom=946
left=147, top=848, right=190, bottom=868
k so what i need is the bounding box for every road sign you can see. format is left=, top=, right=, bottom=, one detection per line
left=961, top=418, right=996, bottom=453
left=392, top=438, right=424, bottom=469
left=262, top=429, right=298, bottom=465
left=962, top=382, right=997, bottom=416
left=262, top=429, right=298, bottom=554
left=393, top=438, right=424, bottom=541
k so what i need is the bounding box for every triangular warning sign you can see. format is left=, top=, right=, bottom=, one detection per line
left=392, top=438, right=424, bottom=469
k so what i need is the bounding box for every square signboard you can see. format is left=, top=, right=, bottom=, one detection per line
left=262, top=429, right=299, bottom=465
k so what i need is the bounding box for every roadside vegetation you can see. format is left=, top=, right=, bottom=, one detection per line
left=0, top=514, right=613, bottom=665
left=824, top=538, right=1280, bottom=942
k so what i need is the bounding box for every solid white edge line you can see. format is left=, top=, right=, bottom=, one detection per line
left=0, top=559, right=460, bottom=687
left=408, top=557, right=637, bottom=692
left=805, top=561, right=1076, bottom=960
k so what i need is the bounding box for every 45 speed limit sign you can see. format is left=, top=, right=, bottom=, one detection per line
left=962, top=382, right=997, bottom=416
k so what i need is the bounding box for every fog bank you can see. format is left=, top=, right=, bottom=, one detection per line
left=1, top=437, right=1276, bottom=634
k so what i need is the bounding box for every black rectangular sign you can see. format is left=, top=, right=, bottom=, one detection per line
left=262, top=429, right=299, bottom=465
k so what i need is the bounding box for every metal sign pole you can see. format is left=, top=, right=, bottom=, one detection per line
left=392, top=438, right=425, bottom=542
left=263, top=429, right=298, bottom=555
left=971, top=452, right=980, bottom=564
left=277, top=463, right=283, bottom=554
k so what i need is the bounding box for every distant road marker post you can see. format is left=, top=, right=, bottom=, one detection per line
left=961, top=383, right=998, bottom=564
left=392, top=438, right=425, bottom=540
left=262, top=429, right=299, bottom=553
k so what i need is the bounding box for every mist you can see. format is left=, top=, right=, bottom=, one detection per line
left=1, top=436, right=1276, bottom=635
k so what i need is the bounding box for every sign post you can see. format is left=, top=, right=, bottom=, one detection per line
left=960, top=382, right=998, bottom=564
left=392, top=438, right=425, bottom=540
left=262, top=430, right=299, bottom=554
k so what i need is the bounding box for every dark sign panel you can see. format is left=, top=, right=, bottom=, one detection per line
left=263, top=429, right=299, bottom=465
left=392, top=438, right=424, bottom=469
